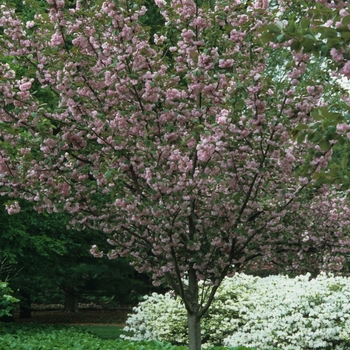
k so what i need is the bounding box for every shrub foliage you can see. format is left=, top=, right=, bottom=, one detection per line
left=123, top=273, right=350, bottom=349
left=0, top=281, right=18, bottom=318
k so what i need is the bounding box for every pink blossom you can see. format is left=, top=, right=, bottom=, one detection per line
left=181, top=29, right=195, bottom=42
left=19, top=79, right=34, bottom=91
left=218, top=59, right=234, bottom=68
left=253, top=0, right=269, bottom=10
left=299, top=177, right=309, bottom=185
left=336, top=123, right=350, bottom=132
left=49, top=31, right=64, bottom=47
left=340, top=9, right=349, bottom=16
left=55, top=0, right=65, bottom=9
left=230, top=30, right=246, bottom=42
left=341, top=61, right=350, bottom=78
left=330, top=48, right=344, bottom=62
left=154, top=0, right=167, bottom=8
left=90, top=245, right=103, bottom=258
left=26, top=21, right=35, bottom=29
left=166, top=88, right=182, bottom=101
left=216, top=109, right=229, bottom=125
left=107, top=250, right=118, bottom=259
left=154, top=34, right=166, bottom=45
left=5, top=201, right=20, bottom=215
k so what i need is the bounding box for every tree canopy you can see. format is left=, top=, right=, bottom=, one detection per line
left=1, top=0, right=350, bottom=348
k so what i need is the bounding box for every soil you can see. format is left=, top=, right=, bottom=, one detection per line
left=12, top=305, right=132, bottom=326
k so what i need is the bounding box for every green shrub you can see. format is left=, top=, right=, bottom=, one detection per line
left=0, top=281, right=19, bottom=318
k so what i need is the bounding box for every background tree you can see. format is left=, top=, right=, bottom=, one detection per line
left=0, top=197, right=158, bottom=316
left=1, top=0, right=350, bottom=348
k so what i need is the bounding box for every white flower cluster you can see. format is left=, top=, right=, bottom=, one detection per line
left=123, top=273, right=350, bottom=349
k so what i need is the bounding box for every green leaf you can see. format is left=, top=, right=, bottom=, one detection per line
left=342, top=15, right=350, bottom=26
left=293, top=123, right=308, bottom=131
left=301, top=38, right=315, bottom=53
left=320, top=139, right=331, bottom=151
left=260, top=32, right=274, bottom=44
left=341, top=156, right=348, bottom=170
left=320, top=44, right=329, bottom=56
left=291, top=40, right=302, bottom=52
left=341, top=31, right=350, bottom=40
left=105, top=171, right=113, bottom=179
left=300, top=18, right=310, bottom=30
left=318, top=27, right=338, bottom=39
left=265, top=24, right=281, bottom=34
left=297, top=131, right=307, bottom=144
left=276, top=33, right=285, bottom=42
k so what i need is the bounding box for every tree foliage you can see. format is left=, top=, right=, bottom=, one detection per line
left=0, top=196, right=157, bottom=311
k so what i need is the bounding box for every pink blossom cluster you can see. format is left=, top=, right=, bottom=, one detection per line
left=5, top=201, right=20, bottom=215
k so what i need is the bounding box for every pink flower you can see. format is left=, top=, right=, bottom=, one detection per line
left=154, top=0, right=166, bottom=7
left=340, top=9, right=349, bottom=17
left=56, top=0, right=65, bottom=8
left=218, top=59, right=234, bottom=68
left=253, top=0, right=268, bottom=10
left=330, top=48, right=344, bottom=62
left=341, top=61, right=350, bottom=78
left=107, top=250, right=118, bottom=259
left=49, top=31, right=64, bottom=47
left=5, top=201, right=20, bottom=215
left=26, top=21, right=35, bottom=29
left=337, top=123, right=350, bottom=133
left=19, top=82, right=32, bottom=91
left=166, top=88, right=182, bottom=101
left=216, top=109, right=229, bottom=125
left=154, top=34, right=166, bottom=45
left=90, top=245, right=103, bottom=258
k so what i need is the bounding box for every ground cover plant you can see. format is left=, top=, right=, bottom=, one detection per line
left=0, top=322, right=258, bottom=350
left=124, top=273, right=350, bottom=349
left=2, top=0, right=350, bottom=349
left=77, top=325, right=124, bottom=340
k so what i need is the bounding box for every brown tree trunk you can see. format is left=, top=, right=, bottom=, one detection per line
left=63, top=286, right=78, bottom=312
left=19, top=290, right=31, bottom=318
left=187, top=262, right=202, bottom=350
left=188, top=311, right=202, bottom=350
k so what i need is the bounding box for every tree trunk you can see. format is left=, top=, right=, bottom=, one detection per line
left=187, top=260, right=202, bottom=350
left=19, top=290, right=31, bottom=319
left=63, top=286, right=78, bottom=312
left=188, top=311, right=202, bottom=350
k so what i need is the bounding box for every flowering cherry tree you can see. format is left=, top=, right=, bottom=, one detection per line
left=1, top=0, right=350, bottom=348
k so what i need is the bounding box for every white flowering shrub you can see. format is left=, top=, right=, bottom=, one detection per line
left=123, top=273, right=350, bottom=349
left=122, top=274, right=259, bottom=348
left=224, top=274, right=350, bottom=350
